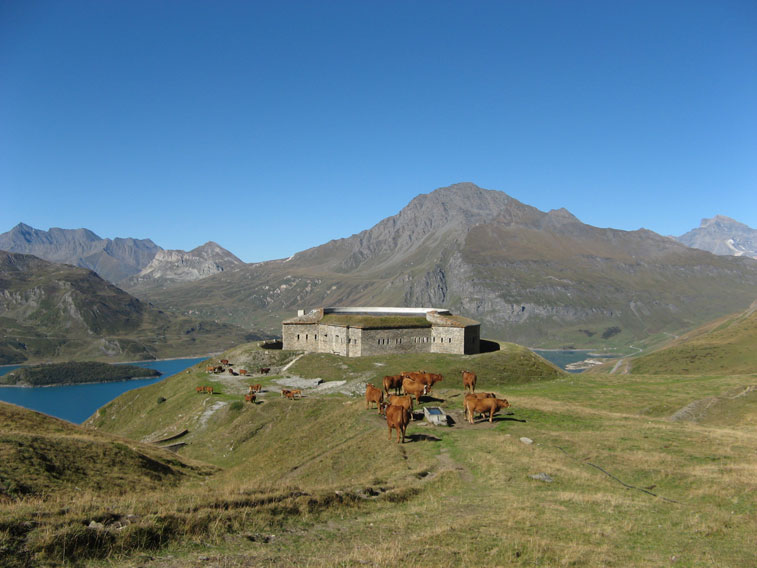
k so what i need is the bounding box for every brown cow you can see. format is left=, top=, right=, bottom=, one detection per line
left=466, top=397, right=510, bottom=424
left=402, top=371, right=443, bottom=393
left=228, top=369, right=238, bottom=376
left=382, top=374, right=404, bottom=395
left=220, top=359, right=229, bottom=366
left=290, top=389, right=302, bottom=399
left=385, top=404, right=411, bottom=443
left=463, top=392, right=496, bottom=420
left=259, top=367, right=271, bottom=375
left=239, top=369, right=248, bottom=376
left=249, top=384, right=262, bottom=393
left=244, top=393, right=256, bottom=403
left=203, top=386, right=214, bottom=395
left=401, top=378, right=428, bottom=404
left=195, top=386, right=205, bottom=394
left=284, top=390, right=298, bottom=400
left=281, top=389, right=291, bottom=398
left=388, top=394, right=413, bottom=415
left=365, top=384, right=384, bottom=413
left=462, top=370, right=477, bottom=393
left=206, top=365, right=216, bottom=373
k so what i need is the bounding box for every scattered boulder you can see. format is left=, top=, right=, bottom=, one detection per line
left=529, top=472, right=553, bottom=483
left=520, top=437, right=533, bottom=445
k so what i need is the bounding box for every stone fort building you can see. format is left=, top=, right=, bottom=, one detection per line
left=282, top=307, right=480, bottom=357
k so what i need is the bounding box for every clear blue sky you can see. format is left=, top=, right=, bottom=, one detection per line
left=2, top=0, right=755, bottom=262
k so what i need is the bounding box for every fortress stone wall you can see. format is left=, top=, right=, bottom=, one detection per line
left=282, top=307, right=480, bottom=357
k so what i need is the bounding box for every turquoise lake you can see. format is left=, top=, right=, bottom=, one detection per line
left=0, top=357, right=205, bottom=424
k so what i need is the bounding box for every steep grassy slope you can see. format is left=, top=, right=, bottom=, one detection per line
left=0, top=401, right=215, bottom=499
left=0, top=251, right=265, bottom=364
left=627, top=302, right=757, bottom=375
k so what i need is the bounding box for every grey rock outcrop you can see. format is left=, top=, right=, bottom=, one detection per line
left=677, top=216, right=757, bottom=259
left=129, top=241, right=242, bottom=285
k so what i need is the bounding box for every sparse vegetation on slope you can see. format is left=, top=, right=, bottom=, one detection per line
left=628, top=302, right=757, bottom=375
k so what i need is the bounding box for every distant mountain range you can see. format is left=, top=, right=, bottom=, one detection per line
left=2, top=184, right=756, bottom=349
left=128, top=183, right=757, bottom=347
left=0, top=223, right=241, bottom=286
left=0, top=251, right=263, bottom=364
left=676, top=215, right=757, bottom=259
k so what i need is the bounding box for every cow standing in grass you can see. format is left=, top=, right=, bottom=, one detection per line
left=385, top=405, right=411, bottom=444
left=383, top=374, right=403, bottom=396
left=401, top=378, right=427, bottom=404
left=462, top=370, right=477, bottom=393
left=466, top=397, right=510, bottom=424
left=365, top=384, right=384, bottom=413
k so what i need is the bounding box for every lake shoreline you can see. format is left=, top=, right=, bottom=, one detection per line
left=0, top=353, right=217, bottom=371
left=0, top=375, right=161, bottom=389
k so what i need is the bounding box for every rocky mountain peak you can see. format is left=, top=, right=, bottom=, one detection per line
left=129, top=241, right=242, bottom=285
left=677, top=216, right=757, bottom=259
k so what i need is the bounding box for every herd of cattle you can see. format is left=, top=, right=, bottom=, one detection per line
left=367, top=370, right=511, bottom=443
left=197, top=359, right=510, bottom=444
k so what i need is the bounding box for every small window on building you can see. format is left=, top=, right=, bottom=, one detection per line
left=297, top=334, right=300, bottom=341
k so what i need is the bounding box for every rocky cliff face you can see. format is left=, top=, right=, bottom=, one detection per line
left=677, top=216, right=757, bottom=259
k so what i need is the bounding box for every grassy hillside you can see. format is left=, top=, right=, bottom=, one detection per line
left=0, top=251, right=264, bottom=364
left=3, top=340, right=756, bottom=566
left=627, top=302, right=757, bottom=375
left=86, top=341, right=564, bottom=447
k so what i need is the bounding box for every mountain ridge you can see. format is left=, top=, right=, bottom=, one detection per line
left=133, top=183, right=757, bottom=348
left=0, top=250, right=264, bottom=364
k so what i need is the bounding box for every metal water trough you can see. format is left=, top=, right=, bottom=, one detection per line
left=423, top=406, right=448, bottom=426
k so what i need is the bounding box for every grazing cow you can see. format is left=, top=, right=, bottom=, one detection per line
left=244, top=393, right=256, bottom=403
left=203, top=386, right=214, bottom=395
left=462, top=370, right=477, bottom=393
left=259, top=367, right=271, bottom=375
left=220, top=359, right=229, bottom=366
left=463, top=392, right=495, bottom=409
left=365, top=384, right=384, bottom=413
left=401, top=378, right=428, bottom=404
left=228, top=369, right=238, bottom=376
left=388, top=394, right=413, bottom=414
left=402, top=371, right=443, bottom=393
left=195, top=386, right=205, bottom=394
left=382, top=374, right=404, bottom=396
left=463, top=392, right=496, bottom=420
left=249, top=384, right=262, bottom=394
left=212, top=365, right=224, bottom=374
left=290, top=389, right=302, bottom=399
left=239, top=369, right=248, bottom=376
left=284, top=390, right=298, bottom=400
left=385, top=405, right=411, bottom=444
left=466, top=397, right=510, bottom=424
left=281, top=389, right=291, bottom=398
left=206, top=365, right=216, bottom=373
